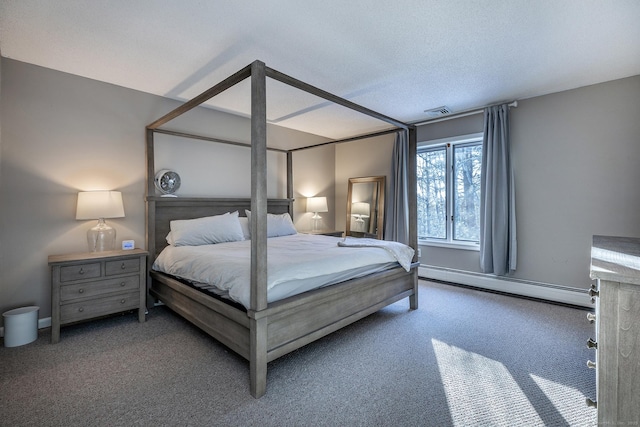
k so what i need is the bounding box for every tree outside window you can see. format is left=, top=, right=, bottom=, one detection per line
left=417, top=134, right=482, bottom=247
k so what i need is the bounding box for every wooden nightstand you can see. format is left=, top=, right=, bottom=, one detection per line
left=348, top=231, right=378, bottom=239
left=48, top=249, right=148, bottom=343
left=302, top=230, right=344, bottom=237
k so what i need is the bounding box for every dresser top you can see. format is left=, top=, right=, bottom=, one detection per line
left=590, top=235, right=640, bottom=285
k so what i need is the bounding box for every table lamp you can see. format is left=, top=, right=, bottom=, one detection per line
left=307, top=196, right=328, bottom=231
left=76, top=191, right=125, bottom=252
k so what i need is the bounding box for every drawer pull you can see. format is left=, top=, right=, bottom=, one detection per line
left=79, top=268, right=85, bottom=275
left=120, top=282, right=126, bottom=287
left=78, top=288, right=84, bottom=294
left=587, top=338, right=597, bottom=349
left=586, top=360, right=596, bottom=369
left=78, top=307, right=84, bottom=312
left=586, top=312, right=596, bottom=323
left=586, top=398, right=597, bottom=408
left=121, top=263, right=126, bottom=270
left=120, top=299, right=126, bottom=304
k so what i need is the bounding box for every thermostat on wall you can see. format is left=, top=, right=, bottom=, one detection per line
left=122, top=240, right=135, bottom=250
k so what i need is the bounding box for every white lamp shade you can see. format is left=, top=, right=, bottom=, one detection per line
left=351, top=202, right=370, bottom=217
left=76, top=191, right=125, bottom=220
left=307, top=196, right=328, bottom=213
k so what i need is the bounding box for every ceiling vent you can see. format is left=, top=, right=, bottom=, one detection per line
left=424, top=106, right=452, bottom=117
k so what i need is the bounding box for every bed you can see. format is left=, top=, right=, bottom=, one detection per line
left=146, top=60, right=418, bottom=398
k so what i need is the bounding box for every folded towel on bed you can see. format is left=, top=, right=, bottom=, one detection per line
left=338, top=237, right=415, bottom=272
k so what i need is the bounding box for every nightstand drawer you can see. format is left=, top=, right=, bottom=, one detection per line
left=60, top=291, right=140, bottom=323
left=60, top=276, right=140, bottom=302
left=105, top=258, right=140, bottom=276
left=60, top=262, right=101, bottom=282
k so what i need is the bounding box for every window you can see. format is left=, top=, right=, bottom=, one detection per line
left=417, top=133, right=483, bottom=249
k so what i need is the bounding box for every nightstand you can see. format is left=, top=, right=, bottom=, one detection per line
left=348, top=231, right=378, bottom=239
left=48, top=249, right=148, bottom=343
left=303, top=230, right=344, bottom=237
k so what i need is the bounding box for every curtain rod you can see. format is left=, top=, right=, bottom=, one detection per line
left=410, top=100, right=518, bottom=126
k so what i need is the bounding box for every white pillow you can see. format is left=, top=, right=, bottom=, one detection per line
left=238, top=216, right=251, bottom=240
left=244, top=210, right=297, bottom=238
left=166, top=231, right=175, bottom=246
left=169, top=211, right=245, bottom=246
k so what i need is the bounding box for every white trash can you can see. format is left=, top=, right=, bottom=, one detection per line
left=3, top=306, right=39, bottom=347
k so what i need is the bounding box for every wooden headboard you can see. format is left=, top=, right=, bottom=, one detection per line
left=146, top=197, right=293, bottom=259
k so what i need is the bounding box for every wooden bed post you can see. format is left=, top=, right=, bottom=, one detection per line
left=145, top=128, right=156, bottom=309
left=408, top=126, right=419, bottom=310
left=286, top=151, right=294, bottom=213
left=249, top=59, right=269, bottom=398
left=250, top=59, right=268, bottom=311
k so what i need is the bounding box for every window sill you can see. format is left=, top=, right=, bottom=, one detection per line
left=419, top=240, right=480, bottom=251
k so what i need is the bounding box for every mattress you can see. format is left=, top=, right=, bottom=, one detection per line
left=152, top=233, right=404, bottom=309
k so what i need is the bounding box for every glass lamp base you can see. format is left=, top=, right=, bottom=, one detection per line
left=312, top=213, right=322, bottom=231
left=87, top=218, right=116, bottom=252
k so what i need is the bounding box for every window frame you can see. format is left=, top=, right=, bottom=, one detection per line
left=417, top=132, right=483, bottom=251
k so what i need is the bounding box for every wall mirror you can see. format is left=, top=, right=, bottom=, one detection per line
left=346, top=176, right=385, bottom=239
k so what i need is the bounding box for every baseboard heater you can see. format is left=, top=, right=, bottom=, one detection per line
left=419, top=265, right=591, bottom=308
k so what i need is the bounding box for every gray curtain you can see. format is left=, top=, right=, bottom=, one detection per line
left=385, top=130, right=409, bottom=244
left=480, top=104, right=517, bottom=275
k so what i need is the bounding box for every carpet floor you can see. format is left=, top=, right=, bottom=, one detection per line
left=0, top=280, right=597, bottom=426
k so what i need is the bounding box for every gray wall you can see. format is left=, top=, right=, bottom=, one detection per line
left=418, top=75, right=640, bottom=289
left=335, top=134, right=394, bottom=233
left=291, top=144, right=336, bottom=232
left=0, top=59, right=331, bottom=322
left=2, top=56, right=639, bottom=325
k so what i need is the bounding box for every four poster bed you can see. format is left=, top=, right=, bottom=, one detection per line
left=145, top=60, right=419, bottom=398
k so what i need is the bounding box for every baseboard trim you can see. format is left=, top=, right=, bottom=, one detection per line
left=0, top=317, right=51, bottom=338
left=419, top=265, right=591, bottom=308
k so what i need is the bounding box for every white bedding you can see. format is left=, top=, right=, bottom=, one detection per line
left=152, top=233, right=409, bottom=309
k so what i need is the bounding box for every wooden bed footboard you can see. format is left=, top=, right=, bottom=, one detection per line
left=150, top=264, right=418, bottom=398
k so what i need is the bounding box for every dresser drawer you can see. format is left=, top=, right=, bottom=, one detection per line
left=60, top=291, right=140, bottom=323
left=60, top=262, right=101, bottom=282
left=106, top=258, right=140, bottom=276
left=60, top=276, right=140, bottom=302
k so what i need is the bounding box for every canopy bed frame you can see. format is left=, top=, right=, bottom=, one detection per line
left=145, top=60, right=418, bottom=398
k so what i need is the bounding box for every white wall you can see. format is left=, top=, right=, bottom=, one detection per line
left=0, top=59, right=332, bottom=322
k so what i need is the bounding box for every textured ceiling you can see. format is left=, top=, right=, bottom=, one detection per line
left=1, top=1, right=639, bottom=139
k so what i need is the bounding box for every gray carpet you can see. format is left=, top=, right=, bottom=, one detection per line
left=0, top=280, right=597, bottom=427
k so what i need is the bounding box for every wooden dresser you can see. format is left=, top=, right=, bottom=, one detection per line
left=589, top=235, right=640, bottom=424
left=49, top=249, right=148, bottom=343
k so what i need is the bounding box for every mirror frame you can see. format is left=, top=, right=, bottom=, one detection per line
left=346, top=176, right=386, bottom=239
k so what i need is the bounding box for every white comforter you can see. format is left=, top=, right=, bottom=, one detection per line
left=153, top=233, right=411, bottom=309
